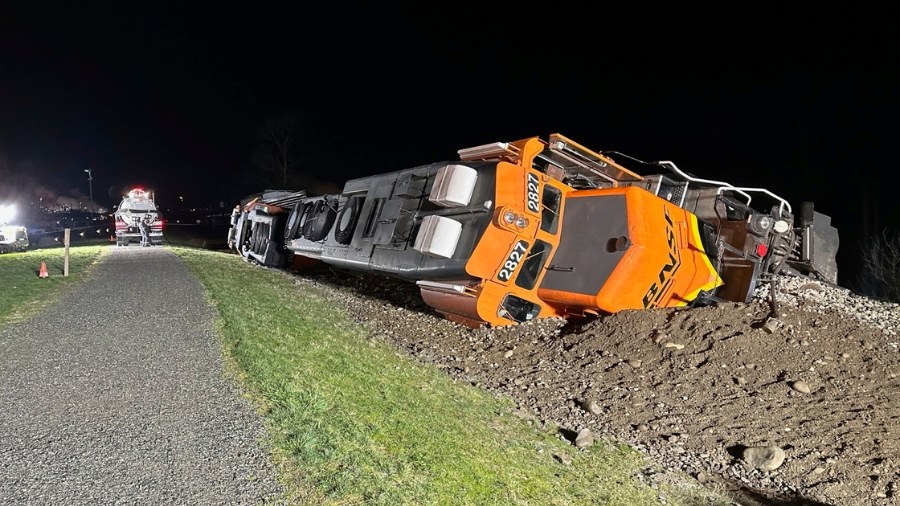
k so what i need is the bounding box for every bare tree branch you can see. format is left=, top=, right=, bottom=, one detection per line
left=243, top=111, right=342, bottom=196
left=250, top=111, right=304, bottom=188
left=860, top=228, right=900, bottom=303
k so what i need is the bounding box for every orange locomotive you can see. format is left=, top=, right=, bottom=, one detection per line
left=228, top=134, right=838, bottom=328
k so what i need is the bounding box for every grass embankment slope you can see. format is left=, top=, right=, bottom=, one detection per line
left=0, top=246, right=106, bottom=326
left=174, top=247, right=728, bottom=506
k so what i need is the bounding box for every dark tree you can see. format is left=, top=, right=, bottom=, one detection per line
left=245, top=111, right=341, bottom=196
left=858, top=228, right=900, bottom=303
left=251, top=111, right=303, bottom=189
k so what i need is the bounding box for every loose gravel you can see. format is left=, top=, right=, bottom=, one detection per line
left=0, top=247, right=284, bottom=505
left=754, top=275, right=900, bottom=336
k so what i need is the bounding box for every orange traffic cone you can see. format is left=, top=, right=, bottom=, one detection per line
left=39, top=261, right=49, bottom=278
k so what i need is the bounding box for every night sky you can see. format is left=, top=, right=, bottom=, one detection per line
left=1, top=3, right=898, bottom=284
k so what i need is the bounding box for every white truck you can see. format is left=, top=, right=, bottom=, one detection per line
left=114, top=188, right=163, bottom=246
left=0, top=225, right=28, bottom=253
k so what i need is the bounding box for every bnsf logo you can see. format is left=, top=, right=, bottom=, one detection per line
left=642, top=207, right=682, bottom=308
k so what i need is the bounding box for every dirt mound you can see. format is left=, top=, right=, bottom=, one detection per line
left=291, top=267, right=899, bottom=506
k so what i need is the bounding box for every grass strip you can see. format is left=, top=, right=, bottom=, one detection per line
left=174, top=247, right=728, bottom=506
left=0, top=246, right=106, bottom=327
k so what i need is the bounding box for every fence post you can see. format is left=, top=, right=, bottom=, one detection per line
left=64, top=228, right=70, bottom=277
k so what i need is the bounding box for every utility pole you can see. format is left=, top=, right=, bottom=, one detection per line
left=84, top=169, right=93, bottom=212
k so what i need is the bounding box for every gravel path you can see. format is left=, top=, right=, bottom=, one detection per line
left=0, top=247, right=285, bottom=505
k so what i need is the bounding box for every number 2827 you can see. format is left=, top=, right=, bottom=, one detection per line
left=497, top=240, right=529, bottom=282
left=526, top=173, right=540, bottom=212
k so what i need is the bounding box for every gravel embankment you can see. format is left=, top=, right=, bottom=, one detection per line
left=291, top=268, right=899, bottom=506
left=754, top=275, right=900, bottom=336
left=0, top=247, right=284, bottom=505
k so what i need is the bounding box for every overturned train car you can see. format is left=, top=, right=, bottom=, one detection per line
left=227, top=133, right=839, bottom=328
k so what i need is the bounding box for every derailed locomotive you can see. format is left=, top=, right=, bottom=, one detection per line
left=228, top=133, right=839, bottom=328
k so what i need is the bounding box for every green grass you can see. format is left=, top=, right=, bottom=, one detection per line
left=173, top=247, right=730, bottom=506
left=0, top=246, right=106, bottom=326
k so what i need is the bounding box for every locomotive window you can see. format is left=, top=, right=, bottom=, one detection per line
left=514, top=240, right=551, bottom=290
left=498, top=294, right=542, bottom=323
left=540, top=186, right=562, bottom=234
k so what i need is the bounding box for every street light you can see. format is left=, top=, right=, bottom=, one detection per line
left=84, top=169, right=93, bottom=212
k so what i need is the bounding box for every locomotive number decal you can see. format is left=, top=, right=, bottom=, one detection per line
left=497, top=240, right=530, bottom=282
left=526, top=173, right=540, bottom=213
